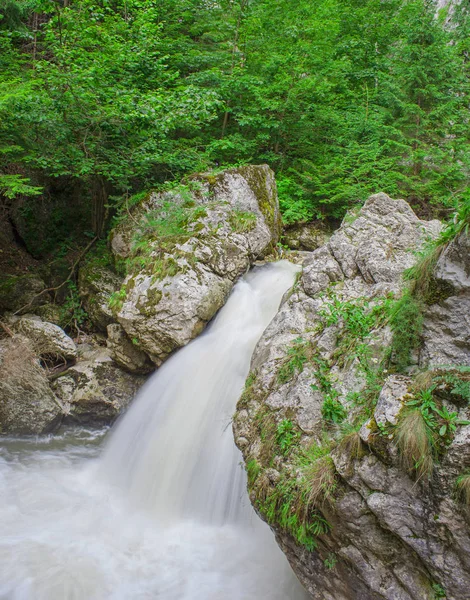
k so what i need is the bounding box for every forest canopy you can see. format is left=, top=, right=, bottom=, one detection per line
left=0, top=0, right=469, bottom=238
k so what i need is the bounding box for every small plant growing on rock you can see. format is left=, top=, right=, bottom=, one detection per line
left=337, top=425, right=364, bottom=461
left=324, top=553, right=337, bottom=570
left=276, top=419, right=300, bottom=455
left=395, top=409, right=436, bottom=480
left=321, top=392, right=347, bottom=424
left=229, top=209, right=257, bottom=233
left=432, top=582, right=447, bottom=599
left=277, top=337, right=310, bottom=384
left=246, top=458, right=261, bottom=487
left=60, top=282, right=88, bottom=334
left=455, top=472, right=470, bottom=506
left=109, top=287, right=127, bottom=312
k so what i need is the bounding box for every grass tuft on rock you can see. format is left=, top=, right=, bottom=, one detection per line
left=455, top=473, right=470, bottom=506
left=395, top=409, right=435, bottom=480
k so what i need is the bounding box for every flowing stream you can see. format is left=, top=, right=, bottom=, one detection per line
left=0, top=261, right=308, bottom=600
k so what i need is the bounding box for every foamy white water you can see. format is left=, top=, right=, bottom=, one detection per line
left=0, top=261, right=308, bottom=600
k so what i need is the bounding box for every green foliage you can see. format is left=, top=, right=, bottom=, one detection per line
left=1, top=0, right=470, bottom=232
left=389, top=238, right=457, bottom=372
left=109, top=286, right=127, bottom=312
left=324, top=553, right=337, bottom=570
left=455, top=472, right=470, bottom=506
left=276, top=419, right=301, bottom=456
left=257, top=441, right=335, bottom=550
left=246, top=458, right=261, bottom=487
left=59, top=282, right=87, bottom=332
left=396, top=382, right=470, bottom=479
left=432, top=583, right=447, bottom=599
left=395, top=408, right=435, bottom=480
left=405, top=386, right=470, bottom=441
left=0, top=174, right=42, bottom=198
left=321, top=394, right=347, bottom=424
left=319, top=293, right=392, bottom=366
left=277, top=337, right=310, bottom=384
left=228, top=209, right=257, bottom=233
left=389, top=291, right=424, bottom=372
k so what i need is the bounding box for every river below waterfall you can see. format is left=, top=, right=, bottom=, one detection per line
left=0, top=261, right=308, bottom=600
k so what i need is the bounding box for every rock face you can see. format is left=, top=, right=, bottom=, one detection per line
left=0, top=335, right=64, bottom=434
left=421, top=232, right=470, bottom=367
left=283, top=222, right=331, bottom=252
left=106, top=323, right=154, bottom=374
left=0, top=321, right=145, bottom=433
left=109, top=165, right=282, bottom=365
left=51, top=345, right=145, bottom=424
left=233, top=194, right=470, bottom=600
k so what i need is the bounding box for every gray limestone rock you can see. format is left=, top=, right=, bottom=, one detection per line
left=9, top=314, right=77, bottom=361
left=421, top=233, right=470, bottom=367
left=232, top=193, right=470, bottom=600
left=0, top=335, right=63, bottom=434
left=110, top=165, right=281, bottom=364
left=51, top=346, right=145, bottom=425
left=106, top=323, right=154, bottom=374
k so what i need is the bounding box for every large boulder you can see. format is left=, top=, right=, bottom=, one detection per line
left=8, top=314, right=77, bottom=362
left=51, top=345, right=145, bottom=424
left=282, top=222, right=332, bottom=252
left=233, top=194, right=470, bottom=600
left=0, top=335, right=64, bottom=434
left=110, top=165, right=282, bottom=365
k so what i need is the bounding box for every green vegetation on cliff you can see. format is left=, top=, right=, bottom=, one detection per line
left=0, top=0, right=469, bottom=250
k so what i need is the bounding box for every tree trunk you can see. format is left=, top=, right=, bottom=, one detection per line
left=91, top=176, right=108, bottom=237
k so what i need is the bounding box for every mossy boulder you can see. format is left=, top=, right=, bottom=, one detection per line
left=282, top=222, right=332, bottom=251
left=106, top=323, right=154, bottom=374
left=7, top=314, right=77, bottom=367
left=109, top=165, right=281, bottom=364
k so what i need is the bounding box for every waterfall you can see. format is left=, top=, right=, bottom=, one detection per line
left=0, top=261, right=308, bottom=600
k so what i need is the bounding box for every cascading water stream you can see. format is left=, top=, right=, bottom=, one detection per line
left=0, top=261, right=308, bottom=600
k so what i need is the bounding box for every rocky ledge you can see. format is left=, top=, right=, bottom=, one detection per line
left=234, top=193, right=470, bottom=600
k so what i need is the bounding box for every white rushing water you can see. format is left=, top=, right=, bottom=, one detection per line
left=0, top=261, right=308, bottom=600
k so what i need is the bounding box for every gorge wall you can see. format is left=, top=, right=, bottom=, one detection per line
left=234, top=194, right=470, bottom=600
